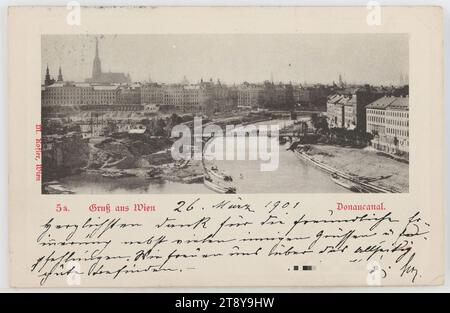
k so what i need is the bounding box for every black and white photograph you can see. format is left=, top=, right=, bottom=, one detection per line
left=41, top=34, right=409, bottom=194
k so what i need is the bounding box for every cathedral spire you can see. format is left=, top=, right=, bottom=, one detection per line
left=95, top=37, right=99, bottom=58
left=92, top=37, right=102, bottom=80
left=87, top=37, right=128, bottom=84
left=57, top=66, right=64, bottom=82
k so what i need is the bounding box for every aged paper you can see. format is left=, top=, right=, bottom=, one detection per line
left=9, top=6, right=444, bottom=287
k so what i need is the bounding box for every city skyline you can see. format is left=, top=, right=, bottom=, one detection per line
left=42, top=34, right=409, bottom=86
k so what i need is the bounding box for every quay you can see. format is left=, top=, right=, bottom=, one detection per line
left=294, top=148, right=399, bottom=193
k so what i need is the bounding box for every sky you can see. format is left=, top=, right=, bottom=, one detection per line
left=42, top=34, right=409, bottom=85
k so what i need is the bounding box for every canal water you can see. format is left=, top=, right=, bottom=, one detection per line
left=203, top=119, right=347, bottom=193
left=59, top=119, right=347, bottom=194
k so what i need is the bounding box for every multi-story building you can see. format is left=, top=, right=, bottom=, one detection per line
left=42, top=82, right=93, bottom=106
left=366, top=96, right=394, bottom=151
left=178, top=85, right=208, bottom=114
left=326, top=94, right=351, bottom=128
left=141, top=83, right=164, bottom=105
left=203, top=80, right=236, bottom=113
left=385, top=96, right=409, bottom=156
left=366, top=96, right=409, bottom=156
left=42, top=83, right=119, bottom=106
left=88, top=85, right=119, bottom=105
left=42, top=80, right=223, bottom=115
left=326, top=86, right=384, bottom=132
left=344, top=96, right=356, bottom=129
left=117, top=84, right=141, bottom=105
left=162, top=85, right=182, bottom=108
left=142, top=84, right=210, bottom=114
left=237, top=84, right=262, bottom=109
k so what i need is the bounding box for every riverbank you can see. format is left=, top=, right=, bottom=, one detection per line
left=298, top=144, right=409, bottom=192
left=162, top=160, right=204, bottom=183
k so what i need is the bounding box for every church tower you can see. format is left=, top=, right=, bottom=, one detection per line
left=44, top=65, right=55, bottom=86
left=57, top=66, right=64, bottom=82
left=86, top=37, right=128, bottom=84
left=92, top=38, right=102, bottom=80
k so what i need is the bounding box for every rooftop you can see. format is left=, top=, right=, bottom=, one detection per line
left=387, top=96, right=409, bottom=111
left=367, top=96, right=408, bottom=110
left=327, top=94, right=344, bottom=104
left=92, top=85, right=120, bottom=91
left=328, top=94, right=354, bottom=106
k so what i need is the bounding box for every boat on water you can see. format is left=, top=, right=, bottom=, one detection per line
left=357, top=174, right=392, bottom=183
left=286, top=141, right=300, bottom=152
left=330, top=173, right=366, bottom=193
left=175, top=160, right=190, bottom=169
left=102, top=171, right=136, bottom=178
left=209, top=166, right=233, bottom=182
left=202, top=136, right=235, bottom=193
left=43, top=182, right=75, bottom=194
left=204, top=176, right=236, bottom=194
left=182, top=175, right=204, bottom=184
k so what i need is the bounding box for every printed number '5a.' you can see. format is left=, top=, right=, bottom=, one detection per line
left=56, top=203, right=70, bottom=213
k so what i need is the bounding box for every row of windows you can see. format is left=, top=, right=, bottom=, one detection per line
left=367, top=124, right=385, bottom=132
left=367, top=109, right=408, bottom=118
left=386, top=128, right=409, bottom=137
left=367, top=115, right=385, bottom=123
left=386, top=111, right=408, bottom=118
left=46, top=89, right=208, bottom=98
left=386, top=119, right=409, bottom=127
left=43, top=100, right=117, bottom=105
left=45, top=95, right=115, bottom=98
left=367, top=109, right=386, bottom=116
left=45, top=90, right=117, bottom=94
left=238, top=93, right=260, bottom=98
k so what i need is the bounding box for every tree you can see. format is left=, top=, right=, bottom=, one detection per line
left=364, top=132, right=374, bottom=143
left=170, top=113, right=183, bottom=126
left=310, top=113, right=329, bottom=134
left=393, top=136, right=399, bottom=154
left=311, top=113, right=319, bottom=128
left=285, top=84, right=295, bottom=110
left=154, top=118, right=167, bottom=136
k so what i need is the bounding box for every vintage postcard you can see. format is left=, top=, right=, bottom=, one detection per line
left=8, top=6, right=444, bottom=287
